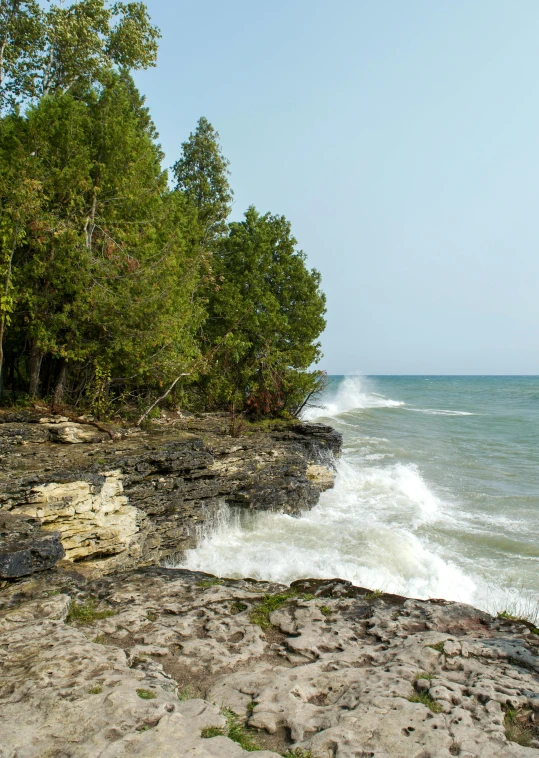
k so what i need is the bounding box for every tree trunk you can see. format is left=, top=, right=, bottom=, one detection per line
left=7, top=353, right=15, bottom=398
left=52, top=358, right=68, bottom=407
left=0, top=321, right=4, bottom=400
left=28, top=341, right=43, bottom=397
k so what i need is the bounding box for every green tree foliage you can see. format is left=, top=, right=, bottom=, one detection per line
left=0, top=0, right=160, bottom=113
left=0, top=110, right=42, bottom=396
left=0, top=75, right=204, bottom=406
left=173, top=116, right=233, bottom=248
left=0, top=1, right=327, bottom=419
left=201, top=207, right=326, bottom=416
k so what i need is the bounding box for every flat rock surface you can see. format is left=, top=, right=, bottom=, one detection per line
left=1, top=568, right=538, bottom=757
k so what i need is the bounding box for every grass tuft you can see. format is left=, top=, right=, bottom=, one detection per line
left=88, top=686, right=102, bottom=695
left=283, top=749, right=319, bottom=758
left=427, top=641, right=446, bottom=653
left=498, top=610, right=539, bottom=636
left=319, top=605, right=332, bottom=616
left=247, top=700, right=258, bottom=715
left=222, top=708, right=260, bottom=751
left=504, top=706, right=537, bottom=747
left=178, top=685, right=200, bottom=701
left=66, top=599, right=115, bottom=625
left=408, top=692, right=443, bottom=713
left=364, top=589, right=383, bottom=600
left=146, top=610, right=157, bottom=622
left=249, top=590, right=300, bottom=629
left=136, top=689, right=156, bottom=700
left=201, top=708, right=261, bottom=751
left=201, top=725, right=225, bottom=738
left=415, top=671, right=434, bottom=681
left=197, top=578, right=224, bottom=589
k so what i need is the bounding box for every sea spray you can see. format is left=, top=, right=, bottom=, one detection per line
left=303, top=375, right=405, bottom=420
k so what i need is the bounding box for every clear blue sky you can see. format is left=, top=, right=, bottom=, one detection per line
left=134, top=0, right=539, bottom=375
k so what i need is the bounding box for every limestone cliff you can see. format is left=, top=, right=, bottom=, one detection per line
left=1, top=412, right=538, bottom=758
left=0, top=413, right=341, bottom=577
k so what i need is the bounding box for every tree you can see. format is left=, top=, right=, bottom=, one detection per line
left=0, top=1, right=42, bottom=111
left=0, top=111, right=43, bottom=397
left=1, top=75, right=205, bottom=407
left=0, top=0, right=160, bottom=113
left=201, top=206, right=326, bottom=416
left=172, top=116, right=233, bottom=249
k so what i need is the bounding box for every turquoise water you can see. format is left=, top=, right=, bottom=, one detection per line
left=181, top=376, right=539, bottom=618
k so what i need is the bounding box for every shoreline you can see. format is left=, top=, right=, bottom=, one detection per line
left=1, top=411, right=539, bottom=756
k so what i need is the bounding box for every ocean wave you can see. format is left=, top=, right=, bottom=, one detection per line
left=303, top=376, right=405, bottom=420
left=178, top=457, right=471, bottom=600
left=176, top=374, right=539, bottom=620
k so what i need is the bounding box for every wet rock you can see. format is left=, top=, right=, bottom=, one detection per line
left=0, top=513, right=64, bottom=578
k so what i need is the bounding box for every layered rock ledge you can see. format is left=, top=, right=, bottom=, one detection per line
left=0, top=413, right=341, bottom=578
left=0, top=567, right=538, bottom=757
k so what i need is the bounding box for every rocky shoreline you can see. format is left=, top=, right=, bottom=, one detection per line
left=1, top=413, right=538, bottom=757
left=0, top=412, right=340, bottom=578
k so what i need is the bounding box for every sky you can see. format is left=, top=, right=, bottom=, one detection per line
left=134, top=0, right=539, bottom=375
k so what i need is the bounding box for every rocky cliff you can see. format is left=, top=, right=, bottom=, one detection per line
left=0, top=412, right=341, bottom=578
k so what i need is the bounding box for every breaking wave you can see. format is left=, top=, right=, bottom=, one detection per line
left=407, top=408, right=475, bottom=416
left=303, top=376, right=404, bottom=420
left=176, top=375, right=539, bottom=621
left=180, top=458, right=480, bottom=606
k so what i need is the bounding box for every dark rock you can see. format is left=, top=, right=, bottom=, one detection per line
left=0, top=513, right=65, bottom=578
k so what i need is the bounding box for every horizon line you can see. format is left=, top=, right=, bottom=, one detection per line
left=325, top=374, right=539, bottom=377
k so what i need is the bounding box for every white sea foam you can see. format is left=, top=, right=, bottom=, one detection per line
left=303, top=376, right=404, bottom=420
left=178, top=456, right=480, bottom=605
left=407, top=408, right=475, bottom=416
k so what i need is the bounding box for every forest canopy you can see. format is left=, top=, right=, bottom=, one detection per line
left=0, top=0, right=326, bottom=420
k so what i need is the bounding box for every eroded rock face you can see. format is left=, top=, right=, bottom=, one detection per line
left=1, top=569, right=537, bottom=758
left=0, top=415, right=340, bottom=576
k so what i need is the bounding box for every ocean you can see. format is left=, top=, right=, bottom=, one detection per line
left=179, top=375, right=539, bottom=620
